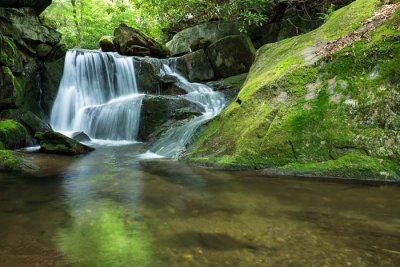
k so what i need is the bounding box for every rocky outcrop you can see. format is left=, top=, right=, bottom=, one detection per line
left=113, top=24, right=170, bottom=58
left=138, top=95, right=204, bottom=141
left=35, top=131, right=95, bottom=155
left=0, top=5, right=65, bottom=119
left=166, top=21, right=241, bottom=56
left=189, top=0, right=400, bottom=180
left=206, top=35, right=256, bottom=78
left=0, top=0, right=51, bottom=15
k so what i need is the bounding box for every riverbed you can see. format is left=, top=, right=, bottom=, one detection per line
left=0, top=144, right=399, bottom=266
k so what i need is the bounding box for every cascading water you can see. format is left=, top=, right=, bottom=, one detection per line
left=146, top=61, right=226, bottom=157
left=50, top=50, right=144, bottom=141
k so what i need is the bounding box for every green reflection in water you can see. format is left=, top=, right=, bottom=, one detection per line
left=57, top=201, right=152, bottom=266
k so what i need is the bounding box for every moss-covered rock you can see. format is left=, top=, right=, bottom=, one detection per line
left=113, top=24, right=170, bottom=58
left=0, top=119, right=29, bottom=149
left=0, top=149, right=33, bottom=172
left=189, top=0, right=400, bottom=180
left=35, top=131, right=95, bottom=155
left=206, top=35, right=256, bottom=78
left=0, top=34, right=23, bottom=73
left=36, top=43, right=52, bottom=57
left=99, top=35, right=115, bottom=52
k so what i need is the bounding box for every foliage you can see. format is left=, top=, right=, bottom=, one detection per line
left=43, top=0, right=274, bottom=49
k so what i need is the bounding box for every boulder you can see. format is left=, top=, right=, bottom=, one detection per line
left=0, top=119, right=30, bottom=149
left=113, top=24, right=170, bottom=58
left=35, top=131, right=95, bottom=155
left=99, top=36, right=115, bottom=52
left=206, top=73, right=248, bottom=103
left=138, top=95, right=204, bottom=141
left=0, top=0, right=52, bottom=15
left=20, top=111, right=52, bottom=133
left=176, top=50, right=214, bottom=82
left=206, top=35, right=256, bottom=78
left=0, top=149, right=33, bottom=172
left=166, top=21, right=241, bottom=56
left=133, top=59, right=161, bottom=93
left=71, top=131, right=91, bottom=142
left=36, top=43, right=52, bottom=57
left=190, top=37, right=212, bottom=52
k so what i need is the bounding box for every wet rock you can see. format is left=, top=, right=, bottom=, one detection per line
left=40, top=57, right=65, bottom=115
left=35, top=131, right=95, bottom=155
left=71, top=131, right=91, bottom=142
left=0, top=149, right=33, bottom=172
left=190, top=37, right=212, bottom=52
left=113, top=23, right=170, bottom=58
left=99, top=35, right=115, bottom=52
left=0, top=34, right=23, bottom=73
left=20, top=111, right=52, bottom=133
left=166, top=21, right=241, bottom=56
left=138, top=95, right=204, bottom=141
left=176, top=50, right=214, bottom=82
left=206, top=73, right=248, bottom=103
left=134, top=59, right=161, bottom=94
left=206, top=35, right=256, bottom=78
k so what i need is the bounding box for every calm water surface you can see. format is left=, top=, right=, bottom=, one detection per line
left=0, top=144, right=399, bottom=266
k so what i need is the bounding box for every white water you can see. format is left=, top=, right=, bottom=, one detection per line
left=147, top=61, right=226, bottom=157
left=51, top=50, right=225, bottom=157
left=50, top=50, right=144, bottom=141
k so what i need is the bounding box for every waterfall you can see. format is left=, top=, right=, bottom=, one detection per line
left=147, top=61, right=226, bottom=158
left=50, top=50, right=144, bottom=141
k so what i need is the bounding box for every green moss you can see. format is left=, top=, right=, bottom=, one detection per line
left=189, top=0, right=400, bottom=179
left=279, top=152, right=400, bottom=180
left=0, top=149, right=23, bottom=171
left=0, top=120, right=28, bottom=149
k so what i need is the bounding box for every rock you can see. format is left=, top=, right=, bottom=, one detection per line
left=45, top=43, right=67, bottom=61
left=71, top=131, right=91, bottom=142
left=138, top=95, right=204, bottom=141
left=190, top=37, right=212, bottom=52
left=0, top=8, right=61, bottom=55
left=0, top=0, right=52, bottom=15
left=0, top=34, right=23, bottom=73
left=113, top=24, right=170, bottom=58
left=0, top=149, right=33, bottom=172
left=35, top=131, right=95, bottom=155
left=176, top=50, right=214, bottom=82
left=206, top=73, right=248, bottom=103
left=99, top=35, right=115, bottom=52
left=166, top=21, right=241, bottom=56
left=133, top=59, right=161, bottom=93
left=0, top=66, right=19, bottom=110
left=206, top=35, right=256, bottom=78
left=0, top=119, right=30, bottom=149
left=40, top=57, right=65, bottom=115
left=36, top=43, right=52, bottom=57
left=160, top=74, right=179, bottom=84
left=20, top=111, right=52, bottom=133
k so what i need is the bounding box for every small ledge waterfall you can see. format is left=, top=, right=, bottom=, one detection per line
left=50, top=50, right=225, bottom=157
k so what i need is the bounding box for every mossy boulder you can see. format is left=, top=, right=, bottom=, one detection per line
left=35, top=131, right=95, bottom=155
left=99, top=35, right=115, bottom=52
left=113, top=24, right=170, bottom=58
left=190, top=37, right=212, bottom=52
left=206, top=35, right=256, bottom=78
left=0, top=119, right=29, bottom=149
left=0, top=34, right=23, bottom=73
left=0, top=149, right=33, bottom=172
left=189, top=0, right=400, bottom=180
left=20, top=111, right=52, bottom=133
left=138, top=95, right=204, bottom=141
left=176, top=49, right=214, bottom=82
left=0, top=66, right=20, bottom=110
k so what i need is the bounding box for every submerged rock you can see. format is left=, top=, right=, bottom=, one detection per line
left=113, top=24, right=170, bottom=58
left=35, top=131, right=95, bottom=155
left=206, top=35, right=256, bottom=78
left=138, top=95, right=204, bottom=141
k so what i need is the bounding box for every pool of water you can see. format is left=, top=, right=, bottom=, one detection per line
left=0, top=144, right=399, bottom=266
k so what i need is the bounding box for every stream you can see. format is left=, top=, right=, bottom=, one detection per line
left=0, top=144, right=399, bottom=266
